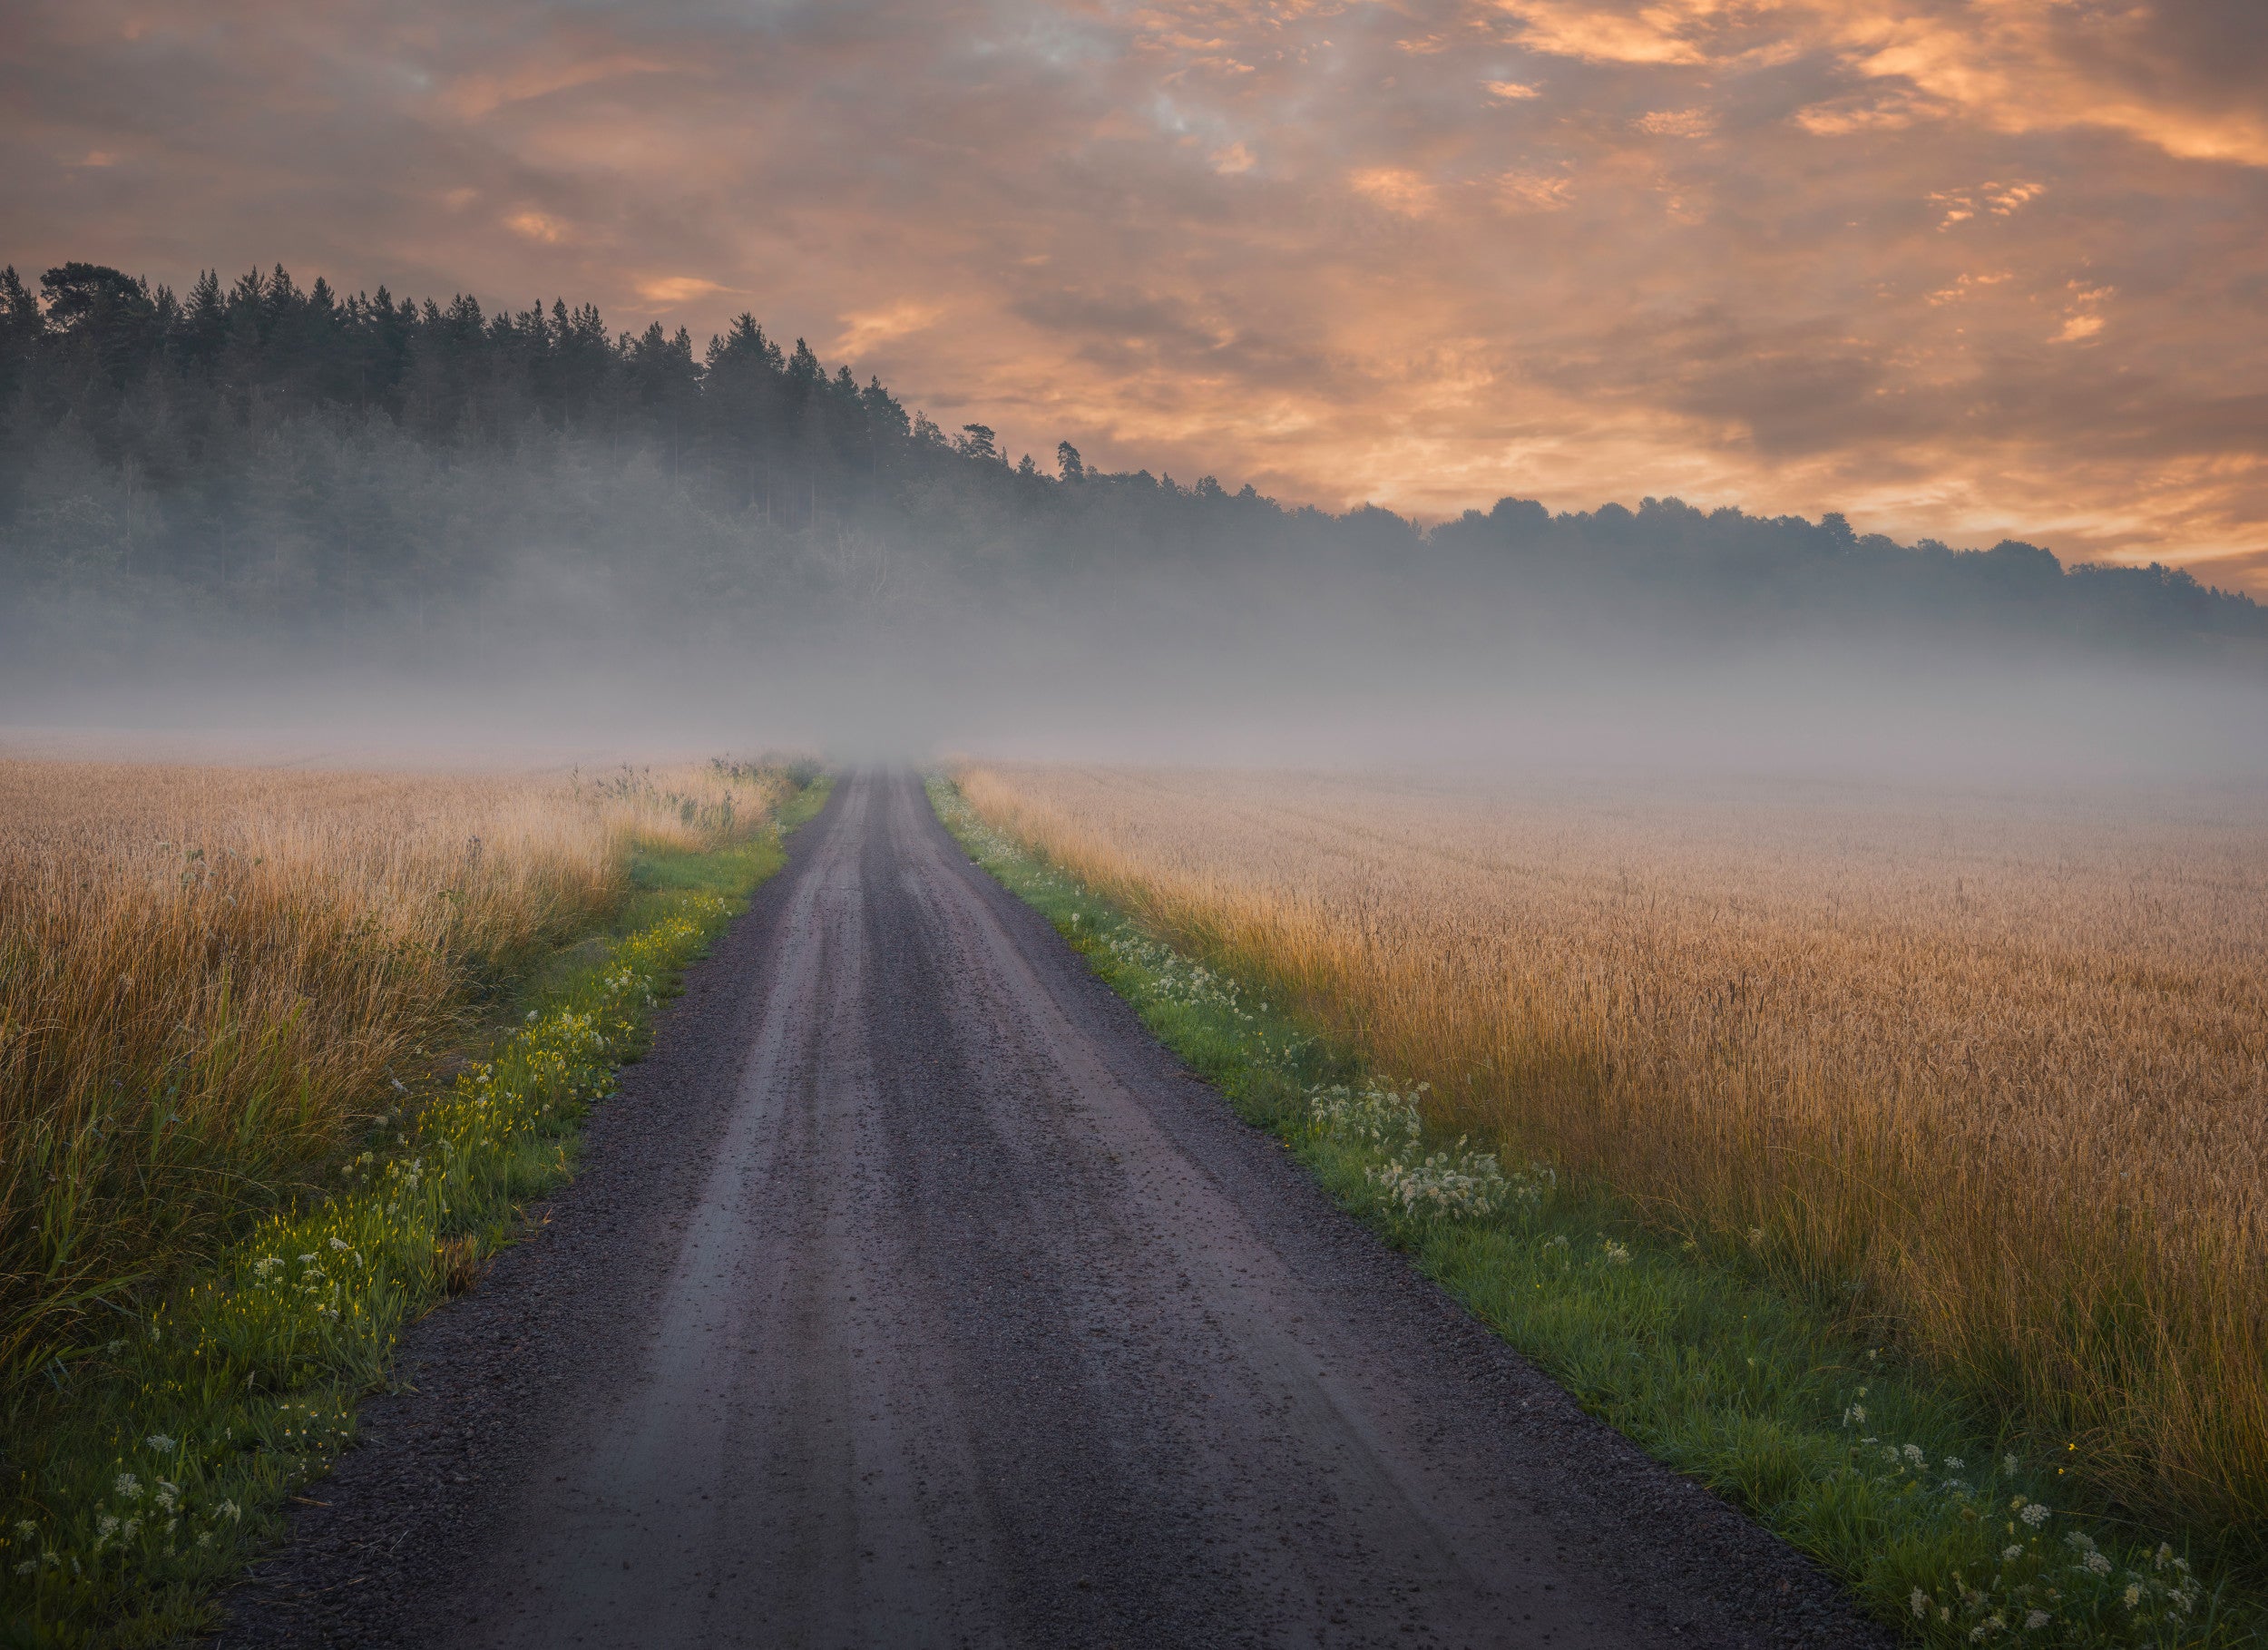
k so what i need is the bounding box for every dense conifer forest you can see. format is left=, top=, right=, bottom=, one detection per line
left=3, top=259, right=2260, bottom=675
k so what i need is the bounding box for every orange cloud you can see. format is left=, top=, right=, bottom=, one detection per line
left=635, top=276, right=729, bottom=307
left=1347, top=166, right=1438, bottom=215
left=834, top=302, right=943, bottom=356
left=504, top=210, right=566, bottom=243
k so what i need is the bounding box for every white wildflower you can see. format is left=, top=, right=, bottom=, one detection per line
left=114, top=1472, right=142, bottom=1501
left=2024, top=1611, right=2049, bottom=1630
left=1902, top=1443, right=1927, bottom=1468
left=2020, top=1502, right=2050, bottom=1528
left=146, top=1433, right=175, bottom=1454
left=2002, top=1545, right=2024, bottom=1563
left=1910, top=1588, right=1930, bottom=1617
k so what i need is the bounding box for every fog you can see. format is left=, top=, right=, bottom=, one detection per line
left=7, top=508, right=2266, bottom=796
left=5, top=268, right=2263, bottom=790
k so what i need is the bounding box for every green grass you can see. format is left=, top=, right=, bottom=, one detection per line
left=928, top=776, right=2253, bottom=1650
left=0, top=776, right=829, bottom=1649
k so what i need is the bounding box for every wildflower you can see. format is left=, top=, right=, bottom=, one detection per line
left=2122, top=1582, right=2142, bottom=1607
left=2019, top=1502, right=2050, bottom=1528
left=1902, top=1443, right=1927, bottom=1468
left=298, top=1253, right=316, bottom=1264
left=196, top=1530, right=213, bottom=1548
left=329, top=1236, right=349, bottom=1251
left=2003, top=1546, right=2024, bottom=1563
left=2083, top=1550, right=2113, bottom=1577
left=12, top=1520, right=34, bottom=1541
left=1601, top=1241, right=1632, bottom=1265
left=1910, top=1588, right=1930, bottom=1617
left=1944, top=1456, right=1965, bottom=1470
left=2024, top=1611, right=2049, bottom=1630
left=218, top=1499, right=241, bottom=1522
left=147, top=1433, right=176, bottom=1454
left=2003, top=1454, right=2020, bottom=1476
left=114, top=1472, right=142, bottom=1501
left=13, top=1561, right=33, bottom=1576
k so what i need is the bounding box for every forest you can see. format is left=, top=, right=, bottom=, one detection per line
left=2, top=259, right=2261, bottom=678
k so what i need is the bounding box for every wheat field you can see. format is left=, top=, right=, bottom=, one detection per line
left=957, top=762, right=2268, bottom=1535
left=0, top=757, right=788, bottom=1378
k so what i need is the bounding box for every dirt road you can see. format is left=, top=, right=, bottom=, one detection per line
left=220, top=770, right=1887, bottom=1650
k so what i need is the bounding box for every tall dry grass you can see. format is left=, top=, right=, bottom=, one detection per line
left=958, top=762, right=2268, bottom=1535
left=0, top=757, right=787, bottom=1378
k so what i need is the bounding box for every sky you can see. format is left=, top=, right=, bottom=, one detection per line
left=5, top=0, right=2266, bottom=591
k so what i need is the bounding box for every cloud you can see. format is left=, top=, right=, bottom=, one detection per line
left=505, top=210, right=566, bottom=243
left=1496, top=171, right=1576, bottom=210
left=635, top=276, right=729, bottom=306
left=834, top=301, right=943, bottom=356
left=1493, top=0, right=1716, bottom=65
left=2054, top=282, right=2115, bottom=344
left=1346, top=166, right=1437, bottom=216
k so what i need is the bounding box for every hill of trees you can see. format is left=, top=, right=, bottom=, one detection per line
left=2, top=258, right=2260, bottom=679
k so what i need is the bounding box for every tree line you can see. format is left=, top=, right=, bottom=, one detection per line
left=2, top=258, right=2260, bottom=670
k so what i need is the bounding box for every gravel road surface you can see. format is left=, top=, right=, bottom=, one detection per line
left=217, top=769, right=1891, bottom=1650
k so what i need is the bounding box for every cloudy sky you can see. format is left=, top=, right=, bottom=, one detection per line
left=7, top=0, right=2265, bottom=588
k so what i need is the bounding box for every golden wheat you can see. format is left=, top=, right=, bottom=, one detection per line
left=957, top=762, right=2268, bottom=1532
left=0, top=757, right=787, bottom=1375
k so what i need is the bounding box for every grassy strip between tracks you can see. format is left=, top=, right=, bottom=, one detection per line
left=927, top=776, right=2256, bottom=1650
left=0, top=777, right=831, bottom=1649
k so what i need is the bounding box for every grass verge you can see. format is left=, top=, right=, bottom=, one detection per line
left=928, top=776, right=2251, bottom=1650
left=0, top=776, right=829, bottom=1648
